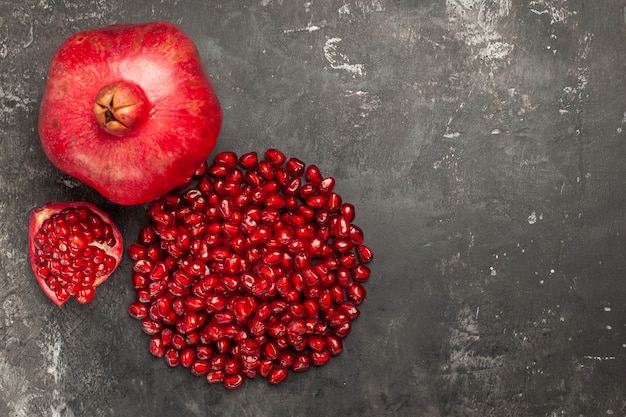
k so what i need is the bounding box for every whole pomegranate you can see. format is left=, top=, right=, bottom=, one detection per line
left=38, top=22, right=222, bottom=205
left=28, top=202, right=124, bottom=306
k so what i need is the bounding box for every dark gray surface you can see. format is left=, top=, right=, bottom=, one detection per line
left=1, top=1, right=625, bottom=416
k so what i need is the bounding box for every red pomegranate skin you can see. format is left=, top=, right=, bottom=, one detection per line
left=38, top=22, right=222, bottom=205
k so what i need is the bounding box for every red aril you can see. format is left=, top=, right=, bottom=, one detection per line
left=127, top=149, right=373, bottom=388
left=267, top=365, right=289, bottom=385
left=38, top=22, right=222, bottom=205
left=29, top=202, right=123, bottom=306
left=223, top=373, right=246, bottom=389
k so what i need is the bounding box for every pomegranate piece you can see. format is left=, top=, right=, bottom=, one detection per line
left=38, top=22, right=222, bottom=205
left=127, top=149, right=374, bottom=388
left=29, top=202, right=123, bottom=306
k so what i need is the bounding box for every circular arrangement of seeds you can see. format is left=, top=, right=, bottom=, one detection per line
left=127, top=149, right=373, bottom=388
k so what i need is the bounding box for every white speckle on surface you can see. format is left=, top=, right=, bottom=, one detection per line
left=40, top=324, right=73, bottom=417
left=0, top=350, right=39, bottom=417
left=343, top=90, right=382, bottom=117
left=0, top=85, right=34, bottom=113
left=443, top=131, right=461, bottom=138
left=446, top=305, right=504, bottom=382
left=445, top=0, right=514, bottom=64
left=339, top=0, right=384, bottom=16
left=583, top=355, right=616, bottom=361
left=480, top=41, right=514, bottom=61
left=22, top=21, right=34, bottom=48
left=283, top=23, right=322, bottom=34
left=529, top=0, right=575, bottom=24
left=527, top=211, right=543, bottom=224
left=323, top=37, right=365, bottom=77
left=338, top=4, right=350, bottom=15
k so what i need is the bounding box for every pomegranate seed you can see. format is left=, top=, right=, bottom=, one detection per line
left=215, top=338, right=230, bottom=354
left=319, top=176, right=335, bottom=192
left=332, top=238, right=354, bottom=253
left=283, top=177, right=302, bottom=196
left=190, top=359, right=210, bottom=376
left=356, top=244, right=374, bottom=264
left=349, top=224, right=364, bottom=245
left=180, top=348, right=195, bottom=368
left=305, top=165, right=322, bottom=184
left=267, top=365, right=289, bottom=385
left=264, top=148, right=287, bottom=166
left=278, top=350, right=295, bottom=368
left=209, top=353, right=227, bottom=370
left=258, top=359, right=273, bottom=377
left=127, top=243, right=147, bottom=261
left=171, top=334, right=186, bottom=350
left=223, top=373, right=246, bottom=389
left=224, top=358, right=242, bottom=375
left=215, top=151, right=239, bottom=167
left=75, top=286, right=96, bottom=304
left=196, top=345, right=214, bottom=360
left=291, top=353, right=311, bottom=373
left=164, top=348, right=180, bottom=367
left=262, top=341, right=279, bottom=360
left=285, top=157, right=305, bottom=176
left=206, top=370, right=225, bottom=384
left=286, top=318, right=306, bottom=337
left=332, top=216, right=350, bottom=238
left=346, top=282, right=366, bottom=305
left=128, top=301, right=149, bottom=319
left=318, top=290, right=333, bottom=311
left=329, top=285, right=345, bottom=304
left=267, top=319, right=286, bottom=338
left=305, top=195, right=326, bottom=209
left=352, top=264, right=371, bottom=282
left=309, top=349, right=330, bottom=366
left=257, top=160, right=274, bottom=180
left=307, top=335, right=326, bottom=352
left=193, top=160, right=208, bottom=177
left=141, top=318, right=162, bottom=335
left=334, top=321, right=352, bottom=338
left=208, top=163, right=230, bottom=177
left=155, top=296, right=172, bottom=317
left=239, top=151, right=258, bottom=169
left=326, top=335, right=343, bottom=356
left=338, top=301, right=360, bottom=320
left=238, top=339, right=260, bottom=356
left=325, top=192, right=342, bottom=212
left=186, top=331, right=201, bottom=347
left=149, top=336, right=165, bottom=357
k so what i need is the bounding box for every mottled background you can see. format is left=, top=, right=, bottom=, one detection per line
left=1, top=1, right=624, bottom=416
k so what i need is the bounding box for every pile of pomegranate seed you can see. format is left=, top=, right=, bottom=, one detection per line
left=127, top=149, right=373, bottom=388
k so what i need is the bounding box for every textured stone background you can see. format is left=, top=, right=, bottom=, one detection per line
left=1, top=1, right=624, bottom=416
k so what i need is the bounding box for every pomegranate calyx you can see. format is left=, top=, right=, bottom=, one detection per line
left=94, top=82, right=148, bottom=136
